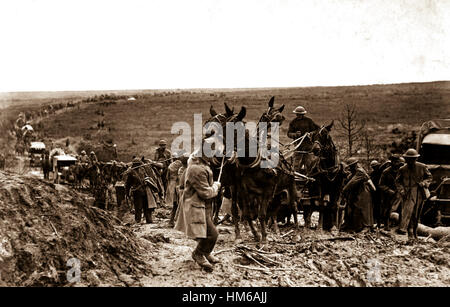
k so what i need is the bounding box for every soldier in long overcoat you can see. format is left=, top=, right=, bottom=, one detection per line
left=341, top=158, right=375, bottom=233
left=378, top=155, right=403, bottom=230
left=395, top=149, right=432, bottom=241
left=125, top=158, right=158, bottom=223
left=175, top=153, right=221, bottom=271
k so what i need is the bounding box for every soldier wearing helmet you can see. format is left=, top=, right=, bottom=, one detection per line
left=79, top=150, right=89, bottom=165
left=89, top=151, right=98, bottom=165
left=153, top=140, right=172, bottom=165
left=287, top=106, right=320, bottom=172
left=341, top=157, right=375, bottom=233
left=153, top=139, right=172, bottom=198
left=378, top=154, right=403, bottom=231
left=395, top=148, right=432, bottom=242
left=287, top=106, right=320, bottom=139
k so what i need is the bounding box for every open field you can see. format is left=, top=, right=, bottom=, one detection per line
left=8, top=81, right=445, bottom=162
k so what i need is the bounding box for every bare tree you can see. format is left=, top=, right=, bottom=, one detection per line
left=338, top=103, right=365, bottom=157
left=360, top=129, right=380, bottom=170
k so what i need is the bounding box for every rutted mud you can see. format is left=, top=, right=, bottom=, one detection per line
left=1, top=170, right=449, bottom=287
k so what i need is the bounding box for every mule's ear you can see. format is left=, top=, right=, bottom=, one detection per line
left=268, top=96, right=275, bottom=108
left=236, top=106, right=247, bottom=121
left=210, top=105, right=218, bottom=117
left=224, top=102, right=234, bottom=117
left=278, top=104, right=285, bottom=113
left=326, top=120, right=334, bottom=131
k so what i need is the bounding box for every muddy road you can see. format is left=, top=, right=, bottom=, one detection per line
left=135, top=207, right=450, bottom=287
left=1, top=167, right=449, bottom=287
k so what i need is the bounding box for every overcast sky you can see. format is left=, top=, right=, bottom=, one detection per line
left=0, top=0, right=448, bottom=92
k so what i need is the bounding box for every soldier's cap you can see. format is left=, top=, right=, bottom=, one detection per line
left=403, top=148, right=420, bottom=158
left=81, top=150, right=86, bottom=155
left=346, top=157, right=359, bottom=166
left=159, top=139, right=167, bottom=146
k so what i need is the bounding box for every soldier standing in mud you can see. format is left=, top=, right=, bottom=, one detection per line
left=395, top=149, right=432, bottom=242
left=125, top=158, right=157, bottom=224
left=166, top=152, right=185, bottom=227
left=93, top=176, right=108, bottom=210
left=287, top=106, right=320, bottom=172
left=153, top=139, right=172, bottom=199
left=341, top=157, right=376, bottom=233
left=378, top=155, right=403, bottom=231
left=175, top=151, right=221, bottom=271
left=41, top=150, right=51, bottom=180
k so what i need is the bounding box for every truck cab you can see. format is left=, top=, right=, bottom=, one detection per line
left=418, top=119, right=450, bottom=225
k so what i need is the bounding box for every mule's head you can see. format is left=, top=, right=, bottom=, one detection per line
left=258, top=96, right=285, bottom=125
left=204, top=103, right=247, bottom=158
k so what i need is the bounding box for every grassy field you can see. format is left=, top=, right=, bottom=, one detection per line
left=4, top=81, right=450, bottom=162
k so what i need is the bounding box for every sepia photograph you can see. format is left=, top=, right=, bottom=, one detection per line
left=0, top=0, right=449, bottom=294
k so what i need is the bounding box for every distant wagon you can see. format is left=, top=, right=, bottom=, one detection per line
left=29, top=141, right=46, bottom=167
left=418, top=119, right=450, bottom=226
left=52, top=155, right=77, bottom=184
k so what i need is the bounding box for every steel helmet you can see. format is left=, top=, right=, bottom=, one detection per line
left=159, top=139, right=167, bottom=146
left=346, top=157, right=359, bottom=166
left=403, top=148, right=420, bottom=158
left=370, top=160, right=380, bottom=168
left=132, top=157, right=142, bottom=167
left=81, top=150, right=86, bottom=155
left=90, top=151, right=95, bottom=155
left=293, top=106, right=307, bottom=114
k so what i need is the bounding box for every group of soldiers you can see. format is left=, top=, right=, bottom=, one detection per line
left=285, top=105, right=433, bottom=242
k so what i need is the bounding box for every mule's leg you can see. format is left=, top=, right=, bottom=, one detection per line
left=258, top=216, right=268, bottom=244
left=303, top=204, right=312, bottom=229
left=231, top=196, right=242, bottom=243
left=271, top=216, right=281, bottom=236
left=247, top=218, right=260, bottom=242
left=317, top=199, right=324, bottom=231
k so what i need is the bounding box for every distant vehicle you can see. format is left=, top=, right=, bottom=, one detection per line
left=52, top=155, right=77, bottom=184
left=29, top=142, right=46, bottom=167
left=418, top=119, right=450, bottom=226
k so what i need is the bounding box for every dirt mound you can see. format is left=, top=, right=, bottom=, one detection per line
left=0, top=171, right=152, bottom=286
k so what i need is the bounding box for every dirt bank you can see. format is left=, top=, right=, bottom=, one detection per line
left=0, top=171, right=152, bottom=286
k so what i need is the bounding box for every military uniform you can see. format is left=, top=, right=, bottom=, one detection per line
left=93, top=178, right=108, bottom=210
left=342, top=165, right=374, bottom=232
left=287, top=115, right=319, bottom=172
left=395, top=160, right=432, bottom=238
left=175, top=155, right=221, bottom=270
left=154, top=147, right=172, bottom=196
left=287, top=116, right=320, bottom=139
left=125, top=162, right=158, bottom=223
left=167, top=159, right=183, bottom=226
left=379, top=165, right=402, bottom=230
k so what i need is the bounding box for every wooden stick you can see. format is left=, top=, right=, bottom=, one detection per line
left=213, top=248, right=235, bottom=255
left=217, top=155, right=225, bottom=182
left=242, top=252, right=269, bottom=269
left=281, top=229, right=294, bottom=238
left=233, top=264, right=294, bottom=271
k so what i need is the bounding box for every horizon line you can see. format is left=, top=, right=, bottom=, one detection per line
left=1, top=80, right=449, bottom=96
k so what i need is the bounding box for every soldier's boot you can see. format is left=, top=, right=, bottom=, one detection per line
left=192, top=250, right=213, bottom=271
left=145, top=209, right=154, bottom=224
left=168, top=203, right=178, bottom=227
left=205, top=254, right=220, bottom=264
